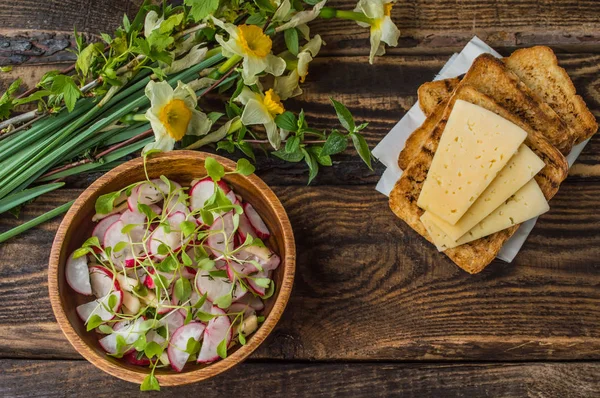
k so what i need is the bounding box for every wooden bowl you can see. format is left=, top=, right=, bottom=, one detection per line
left=48, top=151, right=295, bottom=386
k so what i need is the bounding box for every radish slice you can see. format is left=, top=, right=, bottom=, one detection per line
left=148, top=211, right=186, bottom=260
left=158, top=310, right=185, bottom=335
left=243, top=203, right=270, bottom=239
left=247, top=270, right=270, bottom=296
left=227, top=302, right=256, bottom=319
left=89, top=266, right=119, bottom=298
left=104, top=220, right=144, bottom=269
left=234, top=294, right=264, bottom=311
left=225, top=190, right=239, bottom=205
left=168, top=322, right=205, bottom=372
left=197, top=307, right=231, bottom=363
left=66, top=252, right=92, bottom=295
left=227, top=260, right=258, bottom=278
left=189, top=178, right=231, bottom=211
left=207, top=212, right=235, bottom=257
left=240, top=245, right=281, bottom=271
left=195, top=269, right=247, bottom=303
left=76, top=290, right=123, bottom=322
left=98, top=317, right=144, bottom=355
left=237, top=213, right=256, bottom=242
left=124, top=351, right=150, bottom=366
left=92, top=214, right=120, bottom=248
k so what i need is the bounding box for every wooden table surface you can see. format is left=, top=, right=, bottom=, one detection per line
left=1, top=1, right=600, bottom=396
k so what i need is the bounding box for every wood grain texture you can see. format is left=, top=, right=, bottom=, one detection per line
left=2, top=181, right=599, bottom=360
left=1, top=359, right=600, bottom=397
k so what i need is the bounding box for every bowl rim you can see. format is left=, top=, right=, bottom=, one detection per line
left=48, top=151, right=296, bottom=386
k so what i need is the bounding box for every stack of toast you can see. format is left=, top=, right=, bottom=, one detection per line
left=389, top=46, right=598, bottom=274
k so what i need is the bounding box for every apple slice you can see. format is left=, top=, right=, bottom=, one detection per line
left=168, top=322, right=206, bottom=372
left=66, top=252, right=92, bottom=295
left=76, top=290, right=123, bottom=322
left=243, top=203, right=270, bottom=239
left=197, top=307, right=231, bottom=363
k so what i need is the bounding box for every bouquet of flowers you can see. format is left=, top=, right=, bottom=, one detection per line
left=0, top=0, right=400, bottom=243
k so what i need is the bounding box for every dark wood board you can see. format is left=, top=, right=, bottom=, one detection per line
left=2, top=359, right=600, bottom=397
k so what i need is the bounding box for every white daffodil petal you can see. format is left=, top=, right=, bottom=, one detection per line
left=297, top=52, right=313, bottom=79
left=215, top=34, right=241, bottom=59
left=145, top=80, right=173, bottom=111
left=358, top=0, right=386, bottom=19
left=264, top=54, right=287, bottom=77
left=187, top=109, right=213, bottom=136
left=174, top=35, right=197, bottom=56
left=273, top=0, right=292, bottom=21
left=187, top=77, right=217, bottom=92
left=144, top=10, right=163, bottom=38
left=210, top=16, right=239, bottom=38
left=240, top=98, right=273, bottom=126
left=236, top=87, right=263, bottom=106
left=187, top=117, right=238, bottom=150
left=302, top=34, right=323, bottom=57
left=145, top=108, right=169, bottom=141
left=380, top=16, right=400, bottom=47
left=162, top=45, right=208, bottom=75
left=296, top=24, right=310, bottom=40
left=368, top=26, right=383, bottom=64
left=242, top=56, right=268, bottom=85
left=353, top=1, right=371, bottom=28
left=172, top=81, right=197, bottom=107
left=143, top=134, right=175, bottom=154
left=265, top=120, right=281, bottom=149
left=274, top=70, right=302, bottom=100
left=280, top=128, right=291, bottom=141
left=276, top=0, right=328, bottom=31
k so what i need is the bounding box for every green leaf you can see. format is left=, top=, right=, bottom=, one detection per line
left=284, top=28, right=299, bottom=56
left=185, top=337, right=201, bottom=354
left=76, top=42, right=104, bottom=78
left=115, top=334, right=127, bottom=356
left=192, top=292, right=208, bottom=309
left=144, top=341, right=163, bottom=359
left=246, top=13, right=266, bottom=25
left=196, top=311, right=216, bottom=322
left=236, top=141, right=256, bottom=161
left=350, top=133, right=373, bottom=170
left=209, top=270, right=228, bottom=279
left=100, top=33, right=113, bottom=44
left=216, top=338, right=228, bottom=359
left=121, top=223, right=137, bottom=235
left=95, top=191, right=120, bottom=215
left=51, top=75, right=81, bottom=112
left=174, top=277, right=192, bottom=303
left=301, top=148, right=319, bottom=184
left=321, top=131, right=348, bottom=156
left=235, top=158, right=255, bottom=176
left=272, top=148, right=304, bottom=163
left=285, top=136, right=300, bottom=154
left=186, top=0, right=219, bottom=22
left=13, top=89, right=52, bottom=106
left=213, top=293, right=232, bottom=309
left=73, top=247, right=91, bottom=259
left=205, top=157, right=225, bottom=182
left=108, top=294, right=118, bottom=309
left=137, top=203, right=158, bottom=221
left=274, top=111, right=298, bottom=132
left=82, top=236, right=101, bottom=249
left=254, top=0, right=276, bottom=12
left=159, top=13, right=184, bottom=35
left=113, top=241, right=128, bottom=253
left=98, top=324, right=114, bottom=334
left=181, top=250, right=193, bottom=266
left=140, top=374, right=160, bottom=392
left=308, top=146, right=332, bottom=167
left=252, top=277, right=271, bottom=288
left=133, top=334, right=147, bottom=351
left=180, top=220, right=197, bottom=237
left=238, top=332, right=247, bottom=345
left=261, top=280, right=276, bottom=299
left=86, top=314, right=103, bottom=331
left=330, top=98, right=355, bottom=133
left=0, top=78, right=22, bottom=119
left=198, top=258, right=216, bottom=271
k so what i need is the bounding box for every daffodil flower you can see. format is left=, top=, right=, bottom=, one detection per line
left=143, top=80, right=212, bottom=153
left=274, top=35, right=324, bottom=100
left=212, top=17, right=286, bottom=85
left=354, top=0, right=400, bottom=64
left=275, top=0, right=328, bottom=32
left=236, top=87, right=286, bottom=149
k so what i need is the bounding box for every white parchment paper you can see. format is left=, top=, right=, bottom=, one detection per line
left=372, top=36, right=590, bottom=263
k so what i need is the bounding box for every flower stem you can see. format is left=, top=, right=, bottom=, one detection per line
left=319, top=8, right=374, bottom=25
left=208, top=55, right=243, bottom=79
left=245, top=139, right=326, bottom=145
left=199, top=63, right=240, bottom=98
left=121, top=113, right=148, bottom=123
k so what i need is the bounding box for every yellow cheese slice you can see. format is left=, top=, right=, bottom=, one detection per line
left=421, top=179, right=549, bottom=251
left=417, top=100, right=528, bottom=225
left=423, top=144, right=545, bottom=241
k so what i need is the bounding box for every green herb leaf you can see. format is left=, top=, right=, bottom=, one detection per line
left=76, top=42, right=104, bottom=78
left=73, top=247, right=91, bottom=259
left=350, top=133, right=373, bottom=170
left=217, top=338, right=228, bottom=359
left=86, top=314, right=103, bottom=331
left=180, top=220, right=197, bottom=237
left=302, top=148, right=319, bottom=184
left=51, top=75, right=81, bottom=112
left=185, top=337, right=201, bottom=354
left=185, top=0, right=219, bottom=22
left=235, top=158, right=255, bottom=176
left=83, top=236, right=101, bottom=249
left=209, top=270, right=228, bottom=279
left=254, top=0, right=276, bottom=12
left=252, top=277, right=271, bottom=288
left=321, top=131, right=348, bottom=156
left=144, top=341, right=163, bottom=359
left=275, top=111, right=298, bottom=131
left=273, top=148, right=304, bottom=163
left=330, top=98, right=355, bottom=133
left=133, top=334, right=147, bottom=351
left=309, top=146, right=332, bottom=166
left=115, top=334, right=127, bottom=356
left=121, top=223, right=137, bottom=234
left=238, top=332, right=247, bottom=345
left=205, top=157, right=225, bottom=182
left=181, top=250, right=193, bottom=266
left=113, top=241, right=128, bottom=253
left=196, top=311, right=216, bottom=322
left=285, top=136, right=300, bottom=154
left=95, top=191, right=120, bottom=215
left=284, top=28, right=299, bottom=55
left=98, top=324, right=114, bottom=334
left=108, top=294, right=118, bottom=309
left=174, top=277, right=192, bottom=303
left=198, top=258, right=216, bottom=271
left=213, top=293, right=233, bottom=309
left=140, top=374, right=160, bottom=392
left=193, top=293, right=208, bottom=309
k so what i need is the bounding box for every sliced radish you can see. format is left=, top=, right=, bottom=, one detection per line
left=247, top=270, right=270, bottom=296
left=124, top=351, right=150, bottom=366
left=66, top=252, right=92, bottom=295
left=227, top=260, right=258, bottom=278
left=158, top=310, right=186, bottom=334
left=207, top=212, right=235, bottom=257
left=104, top=220, right=143, bottom=269
left=115, top=273, right=138, bottom=292
left=240, top=245, right=281, bottom=271
left=143, top=269, right=156, bottom=289
left=227, top=302, right=256, bottom=318
left=196, top=269, right=247, bottom=303
left=243, top=203, right=270, bottom=239
left=197, top=307, right=231, bottom=363
left=237, top=213, right=256, bottom=243
left=76, top=290, right=123, bottom=322
left=89, top=266, right=119, bottom=298
left=146, top=329, right=166, bottom=345
left=92, top=214, right=120, bottom=248
left=98, top=317, right=144, bottom=355
left=168, top=322, right=205, bottom=372
left=225, top=190, right=239, bottom=205
left=234, top=294, right=264, bottom=311
left=148, top=211, right=186, bottom=260
left=189, top=178, right=231, bottom=212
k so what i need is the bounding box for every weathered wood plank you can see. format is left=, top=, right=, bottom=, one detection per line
left=1, top=182, right=599, bottom=360
left=1, top=359, right=599, bottom=397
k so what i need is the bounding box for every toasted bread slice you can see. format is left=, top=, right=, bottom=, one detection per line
left=389, top=85, right=568, bottom=274
left=460, top=54, right=574, bottom=155
left=506, top=46, right=598, bottom=144
left=398, top=99, right=448, bottom=170
left=417, top=78, right=460, bottom=116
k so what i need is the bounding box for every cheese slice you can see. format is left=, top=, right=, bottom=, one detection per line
left=421, top=179, right=549, bottom=251
left=424, top=144, right=545, bottom=241
left=417, top=100, right=528, bottom=225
